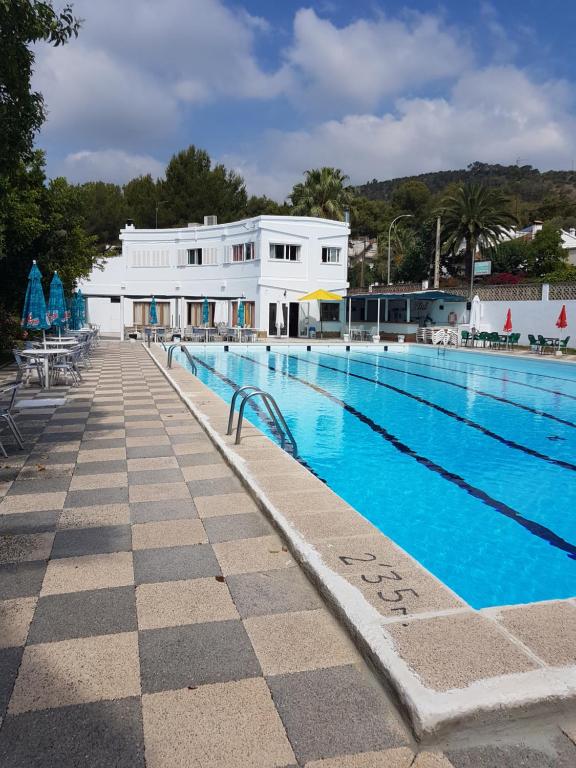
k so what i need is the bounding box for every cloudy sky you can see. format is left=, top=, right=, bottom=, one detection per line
left=33, top=0, right=576, bottom=199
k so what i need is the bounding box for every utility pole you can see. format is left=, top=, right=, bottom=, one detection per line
left=155, top=200, right=168, bottom=229
left=434, top=215, right=441, bottom=289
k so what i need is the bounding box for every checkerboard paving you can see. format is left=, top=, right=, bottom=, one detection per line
left=0, top=343, right=414, bottom=767
left=2, top=342, right=576, bottom=767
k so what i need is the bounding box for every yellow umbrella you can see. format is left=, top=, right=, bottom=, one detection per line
left=298, top=289, right=343, bottom=338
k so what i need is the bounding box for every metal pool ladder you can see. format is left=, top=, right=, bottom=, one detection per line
left=227, top=385, right=298, bottom=457
left=165, top=343, right=198, bottom=375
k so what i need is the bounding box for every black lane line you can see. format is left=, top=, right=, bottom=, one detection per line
left=232, top=351, right=576, bottom=561
left=186, top=353, right=326, bottom=483
left=375, top=348, right=576, bottom=400
left=320, top=349, right=576, bottom=429
left=276, top=350, right=576, bottom=472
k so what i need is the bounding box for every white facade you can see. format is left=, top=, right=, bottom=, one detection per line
left=78, top=215, right=349, bottom=337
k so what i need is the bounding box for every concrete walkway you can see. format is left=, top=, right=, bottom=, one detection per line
left=0, top=342, right=575, bottom=767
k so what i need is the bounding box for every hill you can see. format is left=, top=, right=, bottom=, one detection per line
left=355, top=162, right=576, bottom=225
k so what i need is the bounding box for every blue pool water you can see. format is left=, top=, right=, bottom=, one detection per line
left=173, top=344, right=576, bottom=608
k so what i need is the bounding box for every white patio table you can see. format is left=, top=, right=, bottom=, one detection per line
left=19, top=348, right=69, bottom=389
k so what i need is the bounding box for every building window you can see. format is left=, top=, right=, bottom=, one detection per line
left=321, top=247, right=341, bottom=264
left=231, top=242, right=255, bottom=262
left=270, top=243, right=300, bottom=261
left=320, top=303, right=340, bottom=322
left=187, top=248, right=203, bottom=265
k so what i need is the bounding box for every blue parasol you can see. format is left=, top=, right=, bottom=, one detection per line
left=47, top=272, right=68, bottom=335
left=202, top=296, right=209, bottom=325
left=21, top=261, right=50, bottom=338
left=76, top=289, right=86, bottom=328
left=149, top=296, right=158, bottom=325
left=237, top=299, right=245, bottom=328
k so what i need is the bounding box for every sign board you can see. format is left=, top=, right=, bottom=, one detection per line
left=474, top=260, right=492, bottom=276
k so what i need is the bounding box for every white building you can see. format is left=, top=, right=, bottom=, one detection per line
left=79, top=215, right=349, bottom=338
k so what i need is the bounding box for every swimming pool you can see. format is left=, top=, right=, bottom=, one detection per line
left=173, top=344, right=576, bottom=609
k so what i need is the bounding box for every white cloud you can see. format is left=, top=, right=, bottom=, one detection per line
left=231, top=67, right=576, bottom=197
left=284, top=8, right=471, bottom=112
left=60, top=150, right=165, bottom=184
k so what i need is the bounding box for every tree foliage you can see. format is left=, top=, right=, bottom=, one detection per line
left=439, top=184, right=517, bottom=278
left=290, top=167, right=354, bottom=220
left=123, top=174, right=159, bottom=228
left=76, top=181, right=127, bottom=248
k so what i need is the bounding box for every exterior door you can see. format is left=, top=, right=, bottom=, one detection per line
left=288, top=303, right=299, bottom=337
left=268, top=303, right=288, bottom=335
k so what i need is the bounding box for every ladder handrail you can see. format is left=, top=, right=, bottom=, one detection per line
left=230, top=388, right=297, bottom=457
left=166, top=343, right=197, bottom=374
left=226, top=385, right=264, bottom=435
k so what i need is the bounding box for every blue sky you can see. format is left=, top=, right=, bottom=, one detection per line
left=33, top=1, right=576, bottom=199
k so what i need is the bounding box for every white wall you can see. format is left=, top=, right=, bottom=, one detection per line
left=473, top=299, right=574, bottom=341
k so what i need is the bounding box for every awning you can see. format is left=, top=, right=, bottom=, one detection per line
left=347, top=290, right=465, bottom=303
left=299, top=289, right=343, bottom=302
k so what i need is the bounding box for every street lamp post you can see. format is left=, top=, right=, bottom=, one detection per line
left=155, top=200, right=168, bottom=229
left=387, top=214, right=413, bottom=285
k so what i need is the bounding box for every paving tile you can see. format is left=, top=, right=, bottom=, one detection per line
left=0, top=697, right=145, bottom=768
left=0, top=562, right=47, bottom=599
left=6, top=477, right=70, bottom=496
left=132, top=519, right=206, bottom=550
left=446, top=737, right=576, bottom=768
left=58, top=503, right=130, bottom=529
left=73, top=459, right=128, bottom=475
left=36, top=431, right=85, bottom=444
left=214, top=535, right=294, bottom=575
left=174, top=450, right=222, bottom=467
left=181, top=463, right=234, bottom=482
left=78, top=440, right=127, bottom=453
left=129, top=482, right=190, bottom=503
left=126, top=456, right=179, bottom=471
left=139, top=619, right=261, bottom=693
left=136, top=577, right=238, bottom=629
left=28, top=586, right=137, bottom=644
left=133, top=544, right=220, bottom=584
left=16, top=463, right=75, bottom=481
left=51, top=525, right=132, bottom=558
left=227, top=568, right=323, bottom=618
left=268, top=665, right=409, bottom=765
left=195, top=492, right=259, bottom=518
left=25, top=451, right=79, bottom=466
left=412, top=754, right=454, bottom=768
left=0, top=510, right=58, bottom=535
left=0, top=532, right=54, bottom=564
left=187, top=476, right=242, bottom=497
left=0, top=597, right=37, bottom=648
left=129, top=499, right=198, bottom=523
left=385, top=614, right=537, bottom=691
left=203, top=512, right=273, bottom=543
left=126, top=444, right=175, bottom=459
left=143, top=678, right=295, bottom=768
left=172, top=440, right=215, bottom=454
left=83, top=429, right=126, bottom=441
left=41, top=552, right=134, bottom=595
left=69, top=472, right=128, bottom=490
left=496, top=602, right=576, bottom=665
left=0, top=492, right=67, bottom=514
left=65, top=487, right=129, bottom=507
left=245, top=608, right=360, bottom=675
left=127, top=468, right=185, bottom=485
left=0, top=647, right=23, bottom=718
left=304, top=748, right=415, bottom=768
left=9, top=631, right=140, bottom=713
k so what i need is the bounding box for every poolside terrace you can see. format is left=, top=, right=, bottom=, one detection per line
left=0, top=340, right=575, bottom=766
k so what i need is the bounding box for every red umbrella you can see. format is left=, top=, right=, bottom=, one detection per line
left=556, top=305, right=568, bottom=330
left=503, top=308, right=512, bottom=333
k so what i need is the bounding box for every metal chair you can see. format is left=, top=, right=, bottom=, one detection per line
left=0, top=382, right=24, bottom=456
left=12, top=349, right=44, bottom=387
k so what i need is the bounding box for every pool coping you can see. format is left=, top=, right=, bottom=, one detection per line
left=144, top=341, right=576, bottom=739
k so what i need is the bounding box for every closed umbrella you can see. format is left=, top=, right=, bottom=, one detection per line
left=275, top=301, right=285, bottom=336
left=149, top=296, right=158, bottom=325
left=237, top=299, right=245, bottom=328
left=21, top=261, right=50, bottom=344
left=47, top=271, right=68, bottom=337
left=202, top=297, right=210, bottom=326
left=503, top=308, right=512, bottom=332
left=213, top=301, right=228, bottom=326
left=76, top=289, right=86, bottom=328
left=556, top=305, right=568, bottom=331
left=469, top=294, right=481, bottom=332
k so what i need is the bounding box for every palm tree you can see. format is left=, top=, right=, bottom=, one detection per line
left=440, top=183, right=517, bottom=281
left=290, top=167, right=354, bottom=221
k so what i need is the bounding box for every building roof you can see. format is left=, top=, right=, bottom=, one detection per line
left=347, top=289, right=466, bottom=302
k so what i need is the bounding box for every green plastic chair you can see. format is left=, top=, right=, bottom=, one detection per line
left=509, top=332, right=521, bottom=349
left=461, top=330, right=471, bottom=346
left=558, top=336, right=570, bottom=354
left=488, top=332, right=501, bottom=348
left=477, top=331, right=490, bottom=347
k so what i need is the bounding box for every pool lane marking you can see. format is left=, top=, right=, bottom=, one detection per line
left=231, top=351, right=576, bottom=561
left=319, top=349, right=576, bottom=430
left=186, top=352, right=326, bottom=483
left=277, top=350, right=576, bottom=473
left=372, top=348, right=576, bottom=400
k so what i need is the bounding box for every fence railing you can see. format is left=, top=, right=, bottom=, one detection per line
left=351, top=282, right=576, bottom=302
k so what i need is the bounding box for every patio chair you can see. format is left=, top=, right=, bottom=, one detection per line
left=508, top=332, right=521, bottom=349
left=477, top=332, right=490, bottom=347
left=12, top=349, right=44, bottom=387
left=0, top=382, right=24, bottom=456
left=488, top=332, right=501, bottom=349
left=51, top=349, right=82, bottom=386
left=558, top=336, right=570, bottom=354
left=461, top=330, right=472, bottom=346
left=538, top=335, right=552, bottom=354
